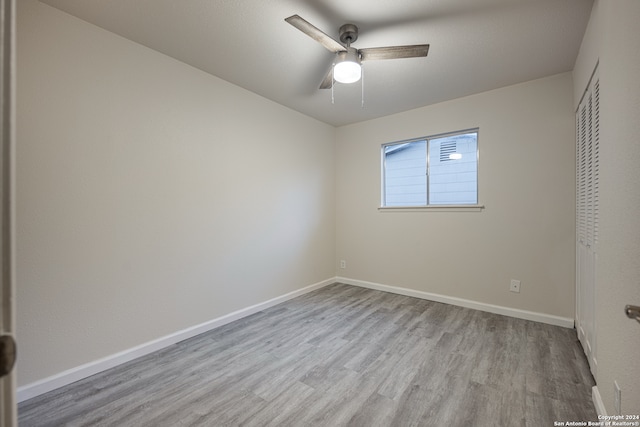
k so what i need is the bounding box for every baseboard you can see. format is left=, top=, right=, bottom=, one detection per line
left=337, top=277, right=575, bottom=328
left=592, top=386, right=607, bottom=416
left=18, top=276, right=574, bottom=402
left=17, top=277, right=336, bottom=403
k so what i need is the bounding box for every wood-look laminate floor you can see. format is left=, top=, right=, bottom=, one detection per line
left=19, top=283, right=597, bottom=427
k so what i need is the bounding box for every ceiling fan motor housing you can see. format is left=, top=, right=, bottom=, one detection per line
left=339, top=23, right=358, bottom=45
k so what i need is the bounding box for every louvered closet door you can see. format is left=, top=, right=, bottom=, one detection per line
left=576, top=68, right=599, bottom=377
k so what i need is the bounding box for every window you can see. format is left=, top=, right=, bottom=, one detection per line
left=382, top=129, right=478, bottom=207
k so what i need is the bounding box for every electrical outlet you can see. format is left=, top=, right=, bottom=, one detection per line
left=340, top=260, right=346, bottom=269
left=510, top=279, right=521, bottom=293
left=614, top=381, right=621, bottom=415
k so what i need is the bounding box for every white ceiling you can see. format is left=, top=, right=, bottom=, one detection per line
left=39, top=0, right=593, bottom=127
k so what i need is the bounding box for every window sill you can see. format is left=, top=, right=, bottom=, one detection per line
left=378, top=205, right=485, bottom=212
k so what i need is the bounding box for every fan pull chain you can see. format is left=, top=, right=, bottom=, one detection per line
left=331, top=64, right=335, bottom=105
left=361, top=64, right=364, bottom=108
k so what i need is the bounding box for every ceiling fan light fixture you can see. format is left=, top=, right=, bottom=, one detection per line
left=333, top=48, right=361, bottom=84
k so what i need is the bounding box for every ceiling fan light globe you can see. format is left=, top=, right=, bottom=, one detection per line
left=334, top=47, right=361, bottom=84
left=334, top=61, right=361, bottom=83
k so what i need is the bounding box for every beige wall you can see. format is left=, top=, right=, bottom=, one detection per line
left=20, top=0, right=637, bottom=413
left=17, top=0, right=335, bottom=386
left=336, top=73, right=576, bottom=319
left=573, top=0, right=640, bottom=415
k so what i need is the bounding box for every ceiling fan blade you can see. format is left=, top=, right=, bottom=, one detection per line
left=285, top=15, right=345, bottom=53
left=319, top=67, right=333, bottom=90
left=359, top=45, right=430, bottom=61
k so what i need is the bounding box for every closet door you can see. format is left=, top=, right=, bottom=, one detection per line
left=576, top=68, right=599, bottom=377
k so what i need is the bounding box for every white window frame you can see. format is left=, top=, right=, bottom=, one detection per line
left=380, top=128, right=483, bottom=211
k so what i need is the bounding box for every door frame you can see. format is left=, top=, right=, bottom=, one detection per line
left=0, top=0, right=16, bottom=425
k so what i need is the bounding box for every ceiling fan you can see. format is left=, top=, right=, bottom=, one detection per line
left=285, top=15, right=429, bottom=89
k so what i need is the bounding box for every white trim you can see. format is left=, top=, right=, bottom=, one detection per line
left=378, top=205, right=485, bottom=212
left=592, top=386, right=607, bottom=416
left=18, top=276, right=576, bottom=402
left=337, top=277, right=575, bottom=328
left=17, top=278, right=335, bottom=403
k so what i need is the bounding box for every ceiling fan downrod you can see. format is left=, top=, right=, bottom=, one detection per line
left=339, top=23, right=358, bottom=48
